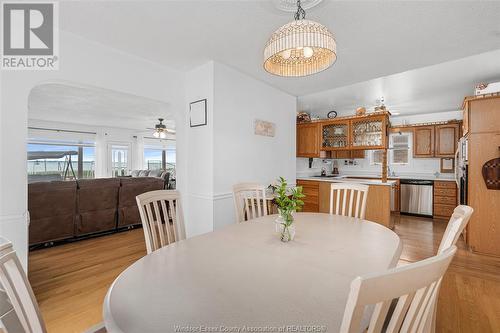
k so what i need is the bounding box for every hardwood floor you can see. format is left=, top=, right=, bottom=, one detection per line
left=28, top=229, right=147, bottom=333
left=393, top=214, right=500, bottom=333
left=28, top=216, right=500, bottom=333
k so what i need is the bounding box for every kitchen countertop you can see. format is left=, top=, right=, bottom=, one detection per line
left=297, top=176, right=397, bottom=186
left=297, top=172, right=456, bottom=182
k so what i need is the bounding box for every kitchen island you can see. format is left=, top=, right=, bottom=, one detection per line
left=297, top=177, right=396, bottom=229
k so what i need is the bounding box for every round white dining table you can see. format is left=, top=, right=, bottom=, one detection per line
left=103, top=213, right=402, bottom=333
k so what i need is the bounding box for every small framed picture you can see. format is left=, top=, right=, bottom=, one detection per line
left=440, top=158, right=454, bottom=173
left=190, top=99, right=207, bottom=127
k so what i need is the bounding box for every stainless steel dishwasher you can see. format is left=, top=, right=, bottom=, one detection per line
left=400, top=179, right=434, bottom=217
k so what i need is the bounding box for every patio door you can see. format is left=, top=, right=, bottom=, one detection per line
left=108, top=143, right=131, bottom=177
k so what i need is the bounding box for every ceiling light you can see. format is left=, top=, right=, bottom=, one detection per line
left=264, top=0, right=336, bottom=77
left=153, top=118, right=168, bottom=138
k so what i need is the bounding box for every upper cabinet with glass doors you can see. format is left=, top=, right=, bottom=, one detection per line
left=349, top=114, right=388, bottom=150
left=318, top=113, right=389, bottom=151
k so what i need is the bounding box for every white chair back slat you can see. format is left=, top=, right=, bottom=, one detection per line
left=438, top=205, right=474, bottom=254
left=232, top=183, right=268, bottom=223
left=159, top=200, right=171, bottom=244
left=329, top=183, right=369, bottom=219
left=151, top=200, right=166, bottom=248
left=136, top=190, right=186, bottom=254
left=0, top=238, right=46, bottom=333
left=420, top=205, right=474, bottom=333
left=385, top=292, right=415, bottom=333
left=340, top=246, right=457, bottom=333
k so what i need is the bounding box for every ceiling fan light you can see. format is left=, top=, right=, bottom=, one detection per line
left=153, top=131, right=160, bottom=138
left=159, top=131, right=167, bottom=139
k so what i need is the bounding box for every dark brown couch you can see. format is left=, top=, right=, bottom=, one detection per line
left=28, top=177, right=164, bottom=246
left=28, top=181, right=77, bottom=245
left=76, top=178, right=120, bottom=236
left=118, top=177, right=165, bottom=227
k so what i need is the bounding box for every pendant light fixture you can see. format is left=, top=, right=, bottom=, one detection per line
left=264, top=0, right=336, bottom=77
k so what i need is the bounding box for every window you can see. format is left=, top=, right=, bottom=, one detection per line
left=27, top=142, right=95, bottom=183
left=391, top=134, right=410, bottom=164
left=109, top=144, right=130, bottom=177
left=143, top=140, right=176, bottom=178
left=371, top=150, right=383, bottom=165
left=370, top=134, right=410, bottom=166
left=144, top=148, right=163, bottom=170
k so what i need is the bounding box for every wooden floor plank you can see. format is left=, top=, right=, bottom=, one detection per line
left=27, top=215, right=500, bottom=333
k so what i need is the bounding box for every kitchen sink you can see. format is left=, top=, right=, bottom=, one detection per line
left=311, top=175, right=346, bottom=179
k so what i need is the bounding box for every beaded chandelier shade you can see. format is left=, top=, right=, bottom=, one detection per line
left=264, top=1, right=336, bottom=77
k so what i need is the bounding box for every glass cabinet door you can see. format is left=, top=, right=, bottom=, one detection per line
left=350, top=117, right=386, bottom=149
left=322, top=121, right=349, bottom=150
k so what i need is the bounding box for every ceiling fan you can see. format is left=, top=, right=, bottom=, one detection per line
left=147, top=118, right=175, bottom=138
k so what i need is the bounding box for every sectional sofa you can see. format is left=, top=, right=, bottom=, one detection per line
left=28, top=176, right=166, bottom=247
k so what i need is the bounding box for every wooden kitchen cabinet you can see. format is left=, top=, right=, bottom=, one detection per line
left=350, top=150, right=365, bottom=159
left=413, top=126, right=435, bottom=157
left=329, top=150, right=365, bottom=159
left=350, top=114, right=388, bottom=150
left=297, top=113, right=389, bottom=157
left=297, top=123, right=320, bottom=158
left=296, top=179, right=319, bottom=212
left=321, top=120, right=350, bottom=151
left=435, top=123, right=459, bottom=157
left=467, top=132, right=500, bottom=256
left=433, top=181, right=457, bottom=220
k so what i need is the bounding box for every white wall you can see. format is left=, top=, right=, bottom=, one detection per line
left=182, top=62, right=215, bottom=237
left=297, top=110, right=462, bottom=179
left=181, top=62, right=297, bottom=234
left=0, top=30, right=184, bottom=268
left=212, top=62, right=296, bottom=229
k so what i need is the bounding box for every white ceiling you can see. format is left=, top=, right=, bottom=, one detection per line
left=28, top=82, right=174, bottom=131
left=298, top=49, right=500, bottom=117
left=59, top=0, right=500, bottom=96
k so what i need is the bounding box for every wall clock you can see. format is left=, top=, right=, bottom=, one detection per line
left=327, top=110, right=337, bottom=119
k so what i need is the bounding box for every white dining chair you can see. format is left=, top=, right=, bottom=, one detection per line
left=340, top=246, right=457, bottom=333
left=136, top=190, right=187, bottom=254
left=0, top=237, right=106, bottom=333
left=438, top=205, right=473, bottom=254
left=232, top=183, right=268, bottom=223
left=329, top=183, right=369, bottom=219
left=422, top=205, right=473, bottom=333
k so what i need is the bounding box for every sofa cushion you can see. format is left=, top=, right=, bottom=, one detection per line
left=28, top=181, right=77, bottom=245
left=148, top=170, right=163, bottom=178
left=77, top=209, right=117, bottom=235
left=138, top=170, right=150, bottom=177
left=130, top=170, right=141, bottom=177
left=118, top=177, right=164, bottom=226
left=77, top=178, right=120, bottom=211
left=76, top=178, right=120, bottom=236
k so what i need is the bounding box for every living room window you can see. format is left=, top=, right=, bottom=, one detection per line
left=144, top=148, right=164, bottom=170
left=27, top=142, right=96, bottom=183
left=143, top=140, right=176, bottom=179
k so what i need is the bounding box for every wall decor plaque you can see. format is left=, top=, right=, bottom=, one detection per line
left=254, top=119, right=276, bottom=137
left=482, top=157, right=500, bottom=190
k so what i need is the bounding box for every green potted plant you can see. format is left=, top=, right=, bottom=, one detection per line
left=274, top=177, right=305, bottom=242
